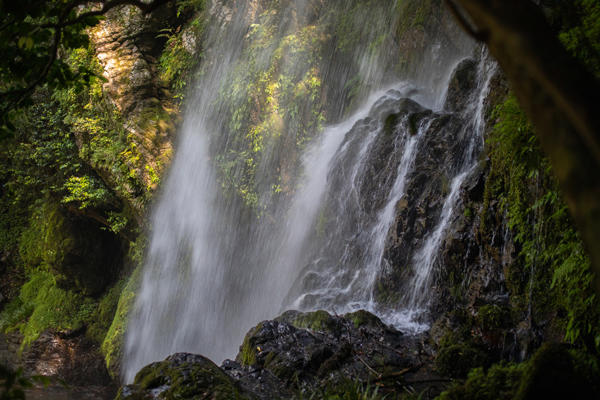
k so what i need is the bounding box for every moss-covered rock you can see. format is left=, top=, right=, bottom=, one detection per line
left=438, top=362, right=525, bottom=400
left=438, top=343, right=600, bottom=400
left=277, top=309, right=340, bottom=334
left=515, top=343, right=600, bottom=399
left=117, top=353, right=252, bottom=400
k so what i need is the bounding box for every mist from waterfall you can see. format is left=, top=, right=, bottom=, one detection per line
left=123, top=0, right=486, bottom=382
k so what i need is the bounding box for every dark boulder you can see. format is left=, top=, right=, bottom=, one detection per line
left=118, top=310, right=442, bottom=399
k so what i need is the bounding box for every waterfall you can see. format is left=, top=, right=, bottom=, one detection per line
left=123, top=0, right=487, bottom=381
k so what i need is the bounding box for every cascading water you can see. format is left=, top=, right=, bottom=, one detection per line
left=124, top=0, right=493, bottom=381
left=284, top=51, right=497, bottom=332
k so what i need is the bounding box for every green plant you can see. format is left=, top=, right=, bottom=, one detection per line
left=481, top=95, right=600, bottom=352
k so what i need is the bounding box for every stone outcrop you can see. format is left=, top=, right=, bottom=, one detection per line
left=118, top=310, right=444, bottom=399
left=88, top=3, right=181, bottom=213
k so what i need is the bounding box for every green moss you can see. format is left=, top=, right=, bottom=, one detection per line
left=14, top=269, right=94, bottom=347
left=239, top=330, right=258, bottom=367
left=481, top=95, right=600, bottom=352
left=515, top=344, right=600, bottom=399
left=346, top=310, right=385, bottom=330
left=19, top=203, right=68, bottom=271
left=127, top=356, right=247, bottom=399
left=87, top=279, right=126, bottom=344
left=394, top=0, right=435, bottom=38
left=159, top=2, right=207, bottom=101
left=384, top=113, right=400, bottom=136
left=0, top=297, right=33, bottom=334
left=438, top=345, right=600, bottom=400
left=289, top=310, right=338, bottom=333
left=102, top=264, right=143, bottom=377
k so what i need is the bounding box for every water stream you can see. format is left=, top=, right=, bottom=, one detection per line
left=123, top=0, right=491, bottom=381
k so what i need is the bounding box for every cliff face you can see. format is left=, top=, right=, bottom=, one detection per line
left=86, top=3, right=180, bottom=217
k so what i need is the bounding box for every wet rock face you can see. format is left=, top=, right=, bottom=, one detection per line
left=444, top=58, right=478, bottom=112
left=119, top=310, right=438, bottom=399
left=375, top=111, right=469, bottom=304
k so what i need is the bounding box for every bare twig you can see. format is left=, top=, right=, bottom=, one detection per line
left=355, top=355, right=382, bottom=379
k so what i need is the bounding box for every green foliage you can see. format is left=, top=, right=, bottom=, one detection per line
left=302, top=381, right=385, bottom=400
left=215, top=6, right=330, bottom=212
left=239, top=328, right=259, bottom=367
left=550, top=0, right=600, bottom=77
left=435, top=341, right=489, bottom=379
left=159, top=2, right=207, bottom=100
left=87, top=279, right=127, bottom=344
left=3, top=95, right=84, bottom=206
left=394, top=0, right=436, bottom=37
left=482, top=95, right=600, bottom=352
left=437, top=362, right=525, bottom=400
left=515, top=343, right=600, bottom=399
left=62, top=176, right=110, bottom=209
left=0, top=297, right=33, bottom=335
left=476, top=304, right=511, bottom=333
left=55, top=46, right=149, bottom=208
left=0, top=0, right=103, bottom=135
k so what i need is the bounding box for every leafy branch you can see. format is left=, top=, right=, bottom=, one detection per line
left=0, top=0, right=175, bottom=127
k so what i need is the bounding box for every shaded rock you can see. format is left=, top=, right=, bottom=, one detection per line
left=117, top=353, right=253, bottom=400
left=119, top=310, right=439, bottom=399
left=444, top=58, right=478, bottom=112
left=230, top=310, right=429, bottom=396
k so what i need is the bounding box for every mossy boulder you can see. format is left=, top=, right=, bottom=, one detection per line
left=438, top=362, right=525, bottom=400
left=117, top=353, right=252, bottom=400
left=515, top=343, right=600, bottom=399
left=438, top=344, right=600, bottom=399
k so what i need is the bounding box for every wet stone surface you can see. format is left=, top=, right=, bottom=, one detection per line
left=118, top=310, right=443, bottom=399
